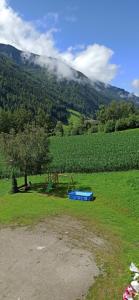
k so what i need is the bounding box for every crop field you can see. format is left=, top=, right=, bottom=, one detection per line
left=0, top=170, right=139, bottom=299
left=50, top=129, right=139, bottom=172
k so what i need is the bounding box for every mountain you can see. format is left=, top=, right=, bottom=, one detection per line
left=93, top=81, right=139, bottom=105
left=0, top=43, right=138, bottom=121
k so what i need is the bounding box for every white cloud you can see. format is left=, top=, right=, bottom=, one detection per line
left=132, top=79, right=139, bottom=96
left=132, top=79, right=139, bottom=89
left=35, top=55, right=76, bottom=80
left=0, top=0, right=118, bottom=83
left=0, top=0, right=58, bottom=56
left=62, top=44, right=118, bottom=82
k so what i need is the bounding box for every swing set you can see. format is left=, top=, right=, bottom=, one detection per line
left=45, top=173, right=75, bottom=194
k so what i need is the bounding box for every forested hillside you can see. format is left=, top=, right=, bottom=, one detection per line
left=0, top=54, right=68, bottom=124
left=0, top=44, right=109, bottom=117
left=0, top=43, right=139, bottom=133
left=0, top=44, right=139, bottom=116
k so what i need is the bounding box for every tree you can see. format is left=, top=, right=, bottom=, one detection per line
left=0, top=125, right=51, bottom=190
left=96, top=101, right=138, bottom=124
left=55, top=121, right=64, bottom=136
left=96, top=105, right=107, bottom=123
left=115, top=119, right=128, bottom=131
left=105, top=120, right=116, bottom=133
left=11, top=173, right=18, bottom=194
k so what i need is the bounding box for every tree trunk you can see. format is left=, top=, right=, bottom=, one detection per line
left=24, top=172, right=28, bottom=187
left=11, top=173, right=18, bottom=193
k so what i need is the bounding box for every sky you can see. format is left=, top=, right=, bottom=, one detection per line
left=0, top=0, right=139, bottom=94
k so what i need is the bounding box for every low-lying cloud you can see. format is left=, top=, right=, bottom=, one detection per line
left=132, top=79, right=139, bottom=89
left=0, top=0, right=118, bottom=83
left=132, top=79, right=139, bottom=96
left=62, top=45, right=118, bottom=82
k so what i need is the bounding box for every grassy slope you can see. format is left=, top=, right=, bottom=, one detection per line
left=0, top=171, right=139, bottom=299
left=50, top=129, right=139, bottom=172
left=63, top=109, right=82, bottom=134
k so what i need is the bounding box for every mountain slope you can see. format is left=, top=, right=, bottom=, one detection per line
left=93, top=81, right=139, bottom=104
left=0, top=43, right=138, bottom=118
left=0, top=54, right=68, bottom=123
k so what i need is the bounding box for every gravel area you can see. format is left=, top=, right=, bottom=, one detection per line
left=0, top=216, right=103, bottom=300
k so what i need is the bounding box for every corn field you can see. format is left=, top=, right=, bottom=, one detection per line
left=50, top=129, right=139, bottom=172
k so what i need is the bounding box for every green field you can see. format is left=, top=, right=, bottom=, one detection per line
left=50, top=129, right=139, bottom=172
left=63, top=109, right=82, bottom=134
left=1, top=129, right=139, bottom=177
left=0, top=170, right=139, bottom=299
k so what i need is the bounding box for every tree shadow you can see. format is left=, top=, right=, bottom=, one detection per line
left=30, top=182, right=71, bottom=198
left=19, top=181, right=96, bottom=200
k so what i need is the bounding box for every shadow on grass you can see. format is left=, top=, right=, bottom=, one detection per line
left=28, top=182, right=94, bottom=199
left=30, top=182, right=70, bottom=198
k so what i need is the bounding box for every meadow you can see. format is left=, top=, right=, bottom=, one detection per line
left=0, top=170, right=139, bottom=299
left=50, top=129, right=139, bottom=172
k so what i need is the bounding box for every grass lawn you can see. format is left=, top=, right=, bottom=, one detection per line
left=0, top=170, right=139, bottom=299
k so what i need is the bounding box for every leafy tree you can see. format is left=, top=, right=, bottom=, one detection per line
left=105, top=120, right=116, bottom=133
left=96, top=105, right=107, bottom=123
left=55, top=121, right=64, bottom=136
left=97, top=101, right=138, bottom=123
left=127, top=114, right=139, bottom=128
left=0, top=125, right=51, bottom=190
left=0, top=109, right=14, bottom=133
left=115, top=119, right=128, bottom=131
left=88, top=125, right=98, bottom=134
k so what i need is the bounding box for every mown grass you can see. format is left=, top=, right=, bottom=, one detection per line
left=63, top=109, right=81, bottom=134
left=0, top=170, right=139, bottom=299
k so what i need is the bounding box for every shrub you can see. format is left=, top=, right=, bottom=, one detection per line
left=115, top=119, right=128, bottom=131
left=105, top=120, right=115, bottom=133
left=98, top=124, right=105, bottom=132
left=88, top=125, right=98, bottom=134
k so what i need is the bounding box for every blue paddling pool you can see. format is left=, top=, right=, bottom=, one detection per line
left=68, top=190, right=93, bottom=201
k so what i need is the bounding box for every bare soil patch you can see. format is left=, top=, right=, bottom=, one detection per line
left=0, top=216, right=105, bottom=300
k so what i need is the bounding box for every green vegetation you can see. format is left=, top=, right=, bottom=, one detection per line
left=63, top=109, right=82, bottom=134
left=1, top=44, right=139, bottom=136
left=0, top=44, right=106, bottom=126
left=0, top=44, right=139, bottom=299
left=1, top=128, right=139, bottom=177
left=0, top=170, right=139, bottom=299
left=63, top=101, right=139, bottom=136
left=0, top=125, right=50, bottom=187
left=97, top=100, right=139, bottom=133
left=63, top=102, right=139, bottom=137
left=0, top=54, right=68, bottom=131
left=67, top=109, right=82, bottom=125
left=50, top=129, right=139, bottom=172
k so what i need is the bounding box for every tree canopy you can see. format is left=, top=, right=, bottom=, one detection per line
left=96, top=101, right=138, bottom=123
left=0, top=125, right=51, bottom=189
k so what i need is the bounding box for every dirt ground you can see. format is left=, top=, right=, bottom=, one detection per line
left=0, top=216, right=105, bottom=300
